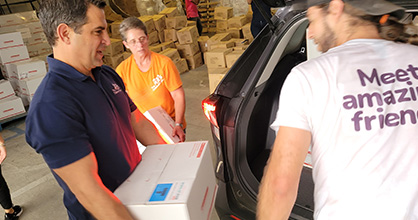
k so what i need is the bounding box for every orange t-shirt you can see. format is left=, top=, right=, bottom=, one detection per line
left=116, top=52, right=184, bottom=126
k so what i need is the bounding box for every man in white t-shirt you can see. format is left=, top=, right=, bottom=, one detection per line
left=257, top=0, right=418, bottom=219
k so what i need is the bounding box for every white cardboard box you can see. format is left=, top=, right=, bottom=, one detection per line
left=143, top=106, right=180, bottom=144
left=0, top=80, right=15, bottom=101
left=0, top=32, right=24, bottom=49
left=18, top=74, right=45, bottom=97
left=0, top=46, right=30, bottom=78
left=0, top=96, right=25, bottom=121
left=114, top=141, right=217, bottom=220
left=10, top=59, right=46, bottom=80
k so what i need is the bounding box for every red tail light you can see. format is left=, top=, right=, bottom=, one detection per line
left=202, top=95, right=219, bottom=128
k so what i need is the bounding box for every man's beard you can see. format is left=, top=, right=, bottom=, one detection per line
left=318, top=19, right=336, bottom=53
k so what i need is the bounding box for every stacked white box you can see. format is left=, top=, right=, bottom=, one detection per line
left=18, top=74, right=45, bottom=106
left=114, top=141, right=217, bottom=220
left=0, top=11, right=38, bottom=28
left=9, top=59, right=46, bottom=80
left=0, top=96, right=25, bottom=121
left=0, top=45, right=30, bottom=79
left=0, top=32, right=24, bottom=49
left=0, top=80, right=15, bottom=101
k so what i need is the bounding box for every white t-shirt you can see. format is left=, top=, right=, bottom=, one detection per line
left=271, top=39, right=418, bottom=219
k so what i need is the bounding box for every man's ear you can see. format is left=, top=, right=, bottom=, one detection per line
left=56, top=23, right=72, bottom=45
left=328, top=0, right=344, bottom=18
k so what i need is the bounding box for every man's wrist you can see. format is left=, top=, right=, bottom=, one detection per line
left=175, top=123, right=183, bottom=128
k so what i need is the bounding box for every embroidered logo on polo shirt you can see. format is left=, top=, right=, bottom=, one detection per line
left=112, top=83, right=122, bottom=94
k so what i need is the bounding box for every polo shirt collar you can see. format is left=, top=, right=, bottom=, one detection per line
left=47, top=54, right=102, bottom=82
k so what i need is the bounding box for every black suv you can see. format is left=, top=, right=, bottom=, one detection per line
left=202, top=1, right=418, bottom=219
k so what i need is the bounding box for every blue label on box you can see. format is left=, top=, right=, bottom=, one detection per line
left=149, top=183, right=173, bottom=202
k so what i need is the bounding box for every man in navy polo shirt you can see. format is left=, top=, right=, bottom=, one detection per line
left=25, top=0, right=165, bottom=219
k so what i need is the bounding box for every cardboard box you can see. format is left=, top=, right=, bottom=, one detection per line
left=114, top=141, right=217, bottom=220
left=164, top=29, right=177, bottom=42
left=0, top=11, right=38, bottom=27
left=208, top=68, right=229, bottom=93
left=122, top=51, right=132, bottom=60
left=185, top=52, right=203, bottom=70
left=175, top=58, right=189, bottom=74
left=209, top=40, right=235, bottom=50
left=18, top=74, right=45, bottom=97
left=27, top=41, right=52, bottom=57
left=166, top=16, right=187, bottom=30
left=26, top=32, right=47, bottom=46
left=149, top=44, right=162, bottom=53
left=160, top=41, right=176, bottom=50
left=225, top=50, right=244, bottom=68
left=159, top=7, right=178, bottom=17
left=0, top=80, right=15, bottom=101
left=197, top=36, right=210, bottom=53
left=0, top=46, right=30, bottom=78
left=0, top=96, right=25, bottom=121
left=159, top=48, right=180, bottom=63
left=110, top=21, right=122, bottom=38
left=207, top=33, right=231, bottom=47
left=227, top=16, right=249, bottom=29
left=104, top=5, right=123, bottom=22
left=214, top=7, right=233, bottom=20
left=157, top=30, right=165, bottom=43
left=187, top=20, right=196, bottom=27
left=205, top=48, right=232, bottom=68
left=0, top=45, right=29, bottom=64
left=143, top=106, right=180, bottom=144
left=0, top=32, right=24, bottom=49
left=176, top=26, right=199, bottom=45
left=242, top=23, right=253, bottom=40
left=103, top=53, right=124, bottom=68
left=148, top=31, right=160, bottom=45
left=104, top=38, right=124, bottom=56
left=176, top=41, right=200, bottom=58
left=216, top=20, right=228, bottom=32
left=9, top=59, right=46, bottom=80
left=226, top=28, right=242, bottom=39
left=139, top=16, right=156, bottom=33
left=152, top=15, right=166, bottom=32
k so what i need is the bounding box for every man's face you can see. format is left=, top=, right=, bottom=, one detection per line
left=123, top=28, right=149, bottom=56
left=71, top=5, right=110, bottom=72
left=307, top=6, right=336, bottom=53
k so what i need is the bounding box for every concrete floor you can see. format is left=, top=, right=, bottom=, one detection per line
left=0, top=64, right=218, bottom=220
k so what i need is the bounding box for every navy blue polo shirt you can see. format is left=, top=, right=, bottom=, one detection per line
left=25, top=56, right=141, bottom=220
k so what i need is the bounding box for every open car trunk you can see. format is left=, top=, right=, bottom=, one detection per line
left=235, top=11, right=315, bottom=218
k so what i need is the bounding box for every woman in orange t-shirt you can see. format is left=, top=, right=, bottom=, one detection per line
left=116, top=17, right=186, bottom=142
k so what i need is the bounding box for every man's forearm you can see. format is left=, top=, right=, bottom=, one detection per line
left=131, top=110, right=165, bottom=145
left=54, top=153, right=135, bottom=220
left=257, top=162, right=299, bottom=220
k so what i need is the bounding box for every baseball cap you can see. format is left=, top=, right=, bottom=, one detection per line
left=307, top=0, right=405, bottom=20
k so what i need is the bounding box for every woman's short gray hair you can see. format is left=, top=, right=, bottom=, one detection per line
left=119, top=17, right=148, bottom=42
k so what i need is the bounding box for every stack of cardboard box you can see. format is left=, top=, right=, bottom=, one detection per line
left=103, top=38, right=125, bottom=69
left=203, top=32, right=248, bottom=93
left=175, top=25, right=202, bottom=72
left=0, top=31, right=48, bottom=120
left=215, top=6, right=253, bottom=41
left=0, top=11, right=52, bottom=66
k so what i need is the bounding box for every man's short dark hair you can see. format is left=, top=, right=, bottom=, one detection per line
left=38, top=0, right=106, bottom=46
